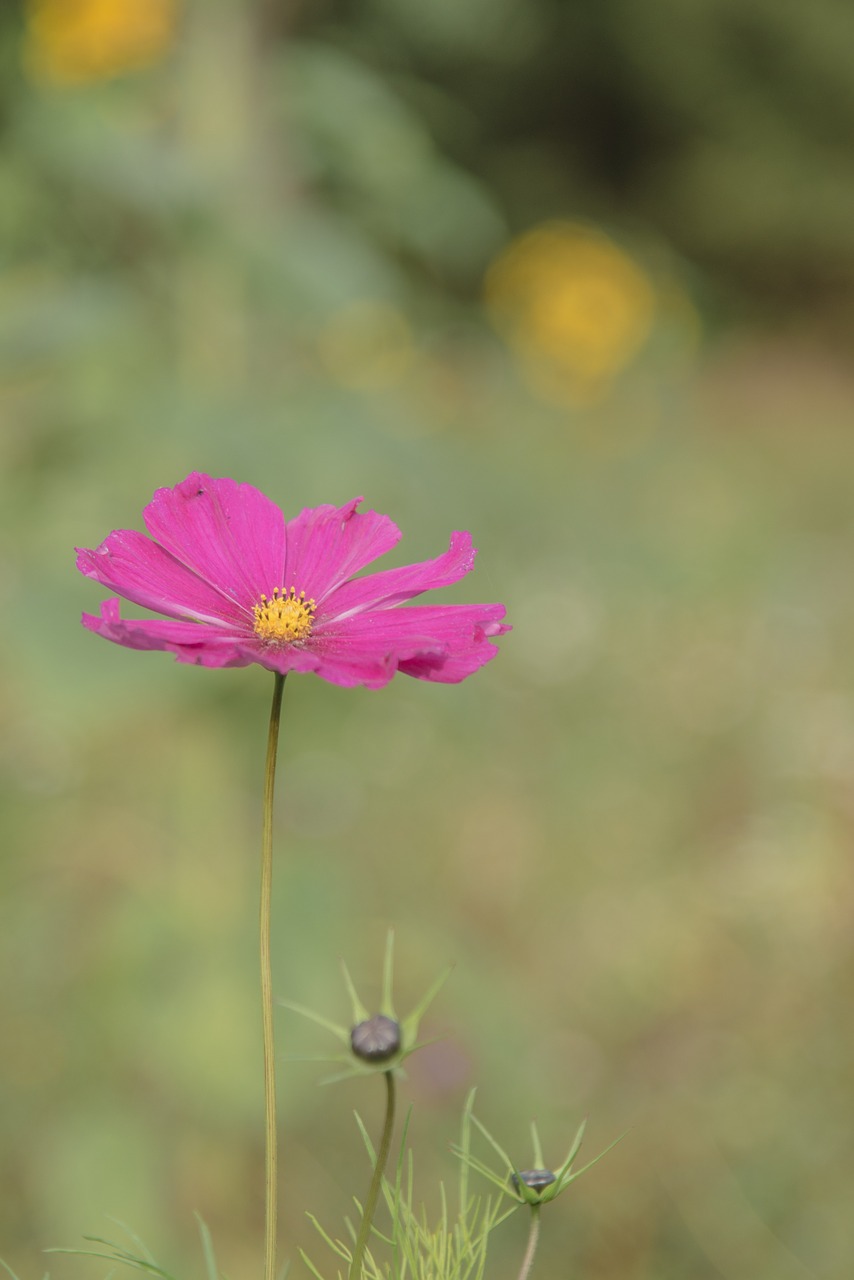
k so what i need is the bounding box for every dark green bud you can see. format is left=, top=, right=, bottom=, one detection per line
left=511, top=1169, right=556, bottom=1195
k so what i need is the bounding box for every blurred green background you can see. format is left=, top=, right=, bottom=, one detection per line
left=2, top=1, right=854, bottom=1277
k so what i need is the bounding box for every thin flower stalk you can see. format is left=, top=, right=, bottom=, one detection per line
left=349, top=1070, right=397, bottom=1280
left=516, top=1206, right=541, bottom=1280
left=260, top=672, right=286, bottom=1280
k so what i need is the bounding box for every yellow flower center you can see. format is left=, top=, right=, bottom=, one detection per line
left=253, top=588, right=316, bottom=645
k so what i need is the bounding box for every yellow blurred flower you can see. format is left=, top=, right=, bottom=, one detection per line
left=24, top=0, right=177, bottom=86
left=485, top=221, right=655, bottom=403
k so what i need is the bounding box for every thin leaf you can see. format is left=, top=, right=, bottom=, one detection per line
left=450, top=1145, right=513, bottom=1196
left=458, top=1089, right=477, bottom=1220
left=318, top=1065, right=375, bottom=1086
left=467, top=1113, right=515, bottom=1172
left=554, top=1117, right=587, bottom=1179
left=51, top=1238, right=178, bottom=1280
left=194, top=1215, right=218, bottom=1280
left=43, top=1250, right=175, bottom=1280
left=104, top=1219, right=155, bottom=1264
left=530, top=1121, right=545, bottom=1170
left=297, top=1250, right=331, bottom=1280
left=279, top=999, right=349, bottom=1044
left=353, top=1110, right=378, bottom=1165
left=400, top=965, right=453, bottom=1045
left=381, top=930, right=396, bottom=1019
left=558, top=1130, right=627, bottom=1191
left=340, top=960, right=369, bottom=1025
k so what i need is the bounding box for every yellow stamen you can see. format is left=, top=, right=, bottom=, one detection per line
left=253, top=587, right=316, bottom=645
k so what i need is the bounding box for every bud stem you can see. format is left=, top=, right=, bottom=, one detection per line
left=260, top=672, right=286, bottom=1280
left=517, top=1205, right=542, bottom=1280
left=349, top=1070, right=397, bottom=1280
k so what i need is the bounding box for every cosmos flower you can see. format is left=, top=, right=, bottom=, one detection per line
left=77, top=473, right=509, bottom=689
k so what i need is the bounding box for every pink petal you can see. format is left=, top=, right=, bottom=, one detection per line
left=310, top=653, right=399, bottom=689
left=283, top=499, right=402, bottom=603
left=309, top=603, right=510, bottom=686
left=397, top=646, right=498, bottom=683
left=317, top=531, right=477, bottom=622
left=82, top=599, right=252, bottom=668
left=143, top=473, right=287, bottom=606
left=76, top=530, right=247, bottom=625
left=241, top=645, right=324, bottom=678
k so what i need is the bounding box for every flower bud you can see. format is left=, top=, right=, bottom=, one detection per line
left=511, top=1169, right=557, bottom=1195
left=350, top=1014, right=401, bottom=1063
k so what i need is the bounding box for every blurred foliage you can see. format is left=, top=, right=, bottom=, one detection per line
left=1, top=2, right=853, bottom=1280
left=301, top=0, right=854, bottom=314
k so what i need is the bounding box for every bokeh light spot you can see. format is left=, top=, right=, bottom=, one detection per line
left=485, top=221, right=656, bottom=403
left=24, top=0, right=177, bottom=86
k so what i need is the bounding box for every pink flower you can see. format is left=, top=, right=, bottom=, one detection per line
left=77, top=473, right=510, bottom=689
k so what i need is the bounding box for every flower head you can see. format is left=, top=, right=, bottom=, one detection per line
left=77, top=473, right=509, bottom=689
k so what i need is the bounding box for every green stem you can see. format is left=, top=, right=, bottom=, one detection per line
left=260, top=672, right=286, bottom=1280
left=517, top=1206, right=541, bottom=1280
left=349, top=1071, right=397, bottom=1280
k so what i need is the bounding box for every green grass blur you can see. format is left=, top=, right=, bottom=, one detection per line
left=2, top=2, right=854, bottom=1278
